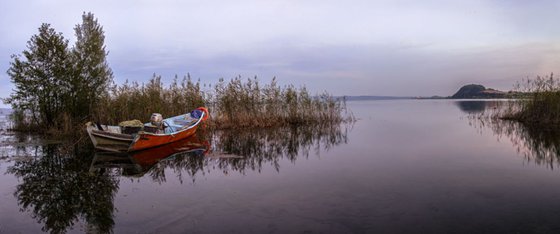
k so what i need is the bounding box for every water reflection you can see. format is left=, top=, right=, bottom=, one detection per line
left=6, top=143, right=119, bottom=233
left=455, top=100, right=502, bottom=113
left=91, top=134, right=210, bottom=184
left=211, top=124, right=348, bottom=173
left=466, top=102, right=560, bottom=169
left=92, top=124, right=349, bottom=181
left=4, top=123, right=348, bottom=233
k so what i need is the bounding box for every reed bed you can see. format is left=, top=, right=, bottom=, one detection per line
left=91, top=75, right=352, bottom=129
left=210, top=76, right=351, bottom=128
left=93, top=74, right=205, bottom=125
left=502, top=74, right=560, bottom=126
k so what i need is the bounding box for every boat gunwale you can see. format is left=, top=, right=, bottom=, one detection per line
left=128, top=112, right=205, bottom=152
left=91, top=129, right=134, bottom=141
left=136, top=112, right=205, bottom=137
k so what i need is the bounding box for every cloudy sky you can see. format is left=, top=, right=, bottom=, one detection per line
left=1, top=0, right=559, bottom=107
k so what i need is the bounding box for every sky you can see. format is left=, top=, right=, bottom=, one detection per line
left=1, top=0, right=559, bottom=107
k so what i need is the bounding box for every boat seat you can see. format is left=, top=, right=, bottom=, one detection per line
left=173, top=119, right=194, bottom=126
left=163, top=122, right=180, bottom=134
left=107, top=126, right=121, bottom=134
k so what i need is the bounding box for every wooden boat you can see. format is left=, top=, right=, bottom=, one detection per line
left=86, top=107, right=208, bottom=152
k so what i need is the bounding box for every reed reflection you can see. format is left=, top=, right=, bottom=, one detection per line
left=6, top=143, right=119, bottom=234
left=92, top=123, right=349, bottom=182
left=466, top=101, right=560, bottom=169
left=210, top=124, right=348, bottom=173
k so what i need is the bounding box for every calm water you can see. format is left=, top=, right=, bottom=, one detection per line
left=2, top=100, right=560, bottom=233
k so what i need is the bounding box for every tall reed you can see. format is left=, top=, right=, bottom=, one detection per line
left=92, top=74, right=205, bottom=125
left=91, top=75, right=352, bottom=129
left=504, top=73, right=560, bottom=126
left=210, top=76, right=350, bottom=128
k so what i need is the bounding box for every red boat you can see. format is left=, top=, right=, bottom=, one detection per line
left=86, top=107, right=209, bottom=152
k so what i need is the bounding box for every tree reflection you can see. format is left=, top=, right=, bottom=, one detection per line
left=5, top=123, right=349, bottom=233
left=7, top=143, right=119, bottom=234
left=468, top=105, right=560, bottom=169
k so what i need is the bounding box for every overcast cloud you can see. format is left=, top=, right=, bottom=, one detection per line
left=1, top=0, right=559, bottom=107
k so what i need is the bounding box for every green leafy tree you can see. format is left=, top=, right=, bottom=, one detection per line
left=5, top=23, right=71, bottom=127
left=70, top=12, right=113, bottom=120
left=4, top=12, right=114, bottom=131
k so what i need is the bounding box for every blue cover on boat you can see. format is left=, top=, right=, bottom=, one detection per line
left=190, top=109, right=203, bottom=119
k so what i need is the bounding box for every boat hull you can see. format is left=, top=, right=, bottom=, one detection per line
left=86, top=125, right=134, bottom=152
left=129, top=125, right=199, bottom=151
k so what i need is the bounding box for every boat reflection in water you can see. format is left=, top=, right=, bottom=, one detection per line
left=91, top=134, right=212, bottom=183
left=6, top=134, right=212, bottom=233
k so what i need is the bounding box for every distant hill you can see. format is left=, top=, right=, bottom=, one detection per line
left=451, top=84, right=506, bottom=99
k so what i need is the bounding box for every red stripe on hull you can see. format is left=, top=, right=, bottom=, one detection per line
left=129, top=126, right=199, bottom=152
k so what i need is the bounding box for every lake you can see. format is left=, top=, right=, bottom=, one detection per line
left=1, top=100, right=560, bottom=233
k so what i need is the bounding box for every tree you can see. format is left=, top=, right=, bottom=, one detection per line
left=70, top=12, right=114, bottom=120
left=5, top=23, right=71, bottom=127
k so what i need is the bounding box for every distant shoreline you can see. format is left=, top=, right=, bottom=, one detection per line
left=340, top=96, right=513, bottom=101
left=341, top=96, right=415, bottom=101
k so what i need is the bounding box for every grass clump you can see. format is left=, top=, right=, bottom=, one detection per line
left=211, top=76, right=351, bottom=129
left=93, top=74, right=205, bottom=125
left=503, top=73, right=560, bottom=126
left=90, top=75, right=352, bottom=130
